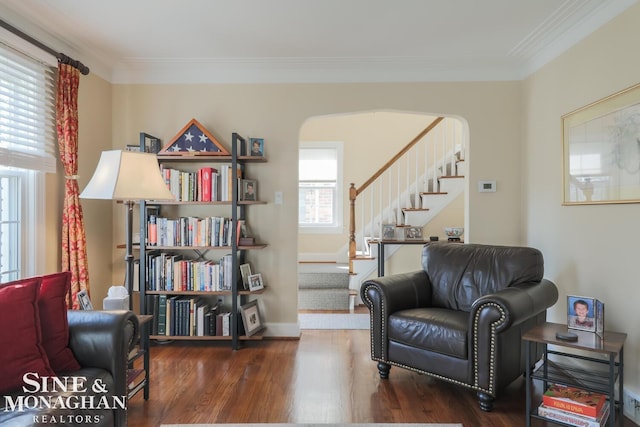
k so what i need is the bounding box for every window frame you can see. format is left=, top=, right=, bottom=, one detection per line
left=298, top=141, right=344, bottom=234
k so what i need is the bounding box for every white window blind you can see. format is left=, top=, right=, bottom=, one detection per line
left=0, top=42, right=57, bottom=173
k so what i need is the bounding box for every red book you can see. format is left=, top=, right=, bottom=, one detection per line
left=202, top=167, right=216, bottom=202
left=542, top=384, right=607, bottom=418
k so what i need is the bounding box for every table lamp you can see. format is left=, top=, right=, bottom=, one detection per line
left=80, top=150, right=174, bottom=309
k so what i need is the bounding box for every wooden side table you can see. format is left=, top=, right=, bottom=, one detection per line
left=523, top=322, right=626, bottom=427
left=128, top=314, right=152, bottom=400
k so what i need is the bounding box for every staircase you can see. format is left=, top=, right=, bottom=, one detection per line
left=347, top=116, right=466, bottom=299
left=297, top=116, right=465, bottom=312
left=298, top=263, right=351, bottom=311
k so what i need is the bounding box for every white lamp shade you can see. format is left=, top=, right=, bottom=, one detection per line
left=80, top=150, right=174, bottom=201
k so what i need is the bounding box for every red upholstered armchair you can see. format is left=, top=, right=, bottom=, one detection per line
left=361, top=243, right=558, bottom=411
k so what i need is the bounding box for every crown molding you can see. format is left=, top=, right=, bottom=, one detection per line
left=111, top=56, right=523, bottom=84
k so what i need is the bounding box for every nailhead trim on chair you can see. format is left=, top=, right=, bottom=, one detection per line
left=363, top=284, right=507, bottom=398
left=362, top=284, right=385, bottom=359
left=472, top=301, right=506, bottom=396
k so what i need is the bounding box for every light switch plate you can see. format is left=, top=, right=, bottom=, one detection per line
left=275, top=191, right=283, bottom=204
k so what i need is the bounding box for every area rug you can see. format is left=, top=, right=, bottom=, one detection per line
left=162, top=424, right=462, bottom=427
left=298, top=313, right=369, bottom=330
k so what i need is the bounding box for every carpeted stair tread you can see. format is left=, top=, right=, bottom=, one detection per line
left=298, top=272, right=350, bottom=289
left=298, top=288, right=350, bottom=311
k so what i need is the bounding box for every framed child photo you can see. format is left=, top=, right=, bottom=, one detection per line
left=567, top=295, right=599, bottom=332
left=249, top=138, right=264, bottom=157
left=241, top=179, right=257, bottom=201
left=248, top=273, right=264, bottom=292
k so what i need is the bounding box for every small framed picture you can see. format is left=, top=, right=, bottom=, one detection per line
left=239, top=300, right=265, bottom=336
left=249, top=138, right=264, bottom=157
left=241, top=179, right=257, bottom=201
left=140, top=132, right=161, bottom=153
left=239, top=263, right=252, bottom=290
left=595, top=299, right=605, bottom=337
left=404, top=226, right=423, bottom=240
left=77, top=289, right=94, bottom=310
left=567, top=295, right=597, bottom=332
left=382, top=224, right=396, bottom=240
left=248, top=273, right=264, bottom=292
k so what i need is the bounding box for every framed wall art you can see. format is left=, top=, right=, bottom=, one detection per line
left=562, top=82, right=640, bottom=205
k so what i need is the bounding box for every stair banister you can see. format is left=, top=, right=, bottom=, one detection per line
left=348, top=116, right=445, bottom=265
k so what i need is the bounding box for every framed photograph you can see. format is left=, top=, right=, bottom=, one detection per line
left=239, top=263, right=252, bottom=290
left=595, top=299, right=605, bottom=337
left=77, top=289, right=94, bottom=310
left=248, top=273, right=264, bottom=292
left=239, top=300, right=265, bottom=336
left=139, top=132, right=162, bottom=154
left=241, top=179, right=257, bottom=201
left=567, top=295, right=596, bottom=332
left=562, top=82, right=640, bottom=205
left=382, top=224, right=396, bottom=240
left=404, top=226, right=423, bottom=240
left=249, top=138, right=264, bottom=157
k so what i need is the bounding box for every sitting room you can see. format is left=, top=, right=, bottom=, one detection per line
left=1, top=1, right=639, bottom=426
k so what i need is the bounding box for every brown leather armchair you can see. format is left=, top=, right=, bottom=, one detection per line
left=361, top=243, right=558, bottom=411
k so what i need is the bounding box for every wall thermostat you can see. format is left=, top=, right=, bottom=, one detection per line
left=478, top=180, right=496, bottom=192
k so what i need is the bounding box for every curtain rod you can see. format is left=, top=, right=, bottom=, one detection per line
left=0, top=18, right=90, bottom=75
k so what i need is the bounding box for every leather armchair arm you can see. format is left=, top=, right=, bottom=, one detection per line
left=361, top=271, right=431, bottom=360
left=67, top=310, right=138, bottom=399
left=471, top=279, right=558, bottom=332
left=469, top=279, right=558, bottom=393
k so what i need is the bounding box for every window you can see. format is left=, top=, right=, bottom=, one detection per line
left=0, top=34, right=56, bottom=282
left=298, top=142, right=343, bottom=233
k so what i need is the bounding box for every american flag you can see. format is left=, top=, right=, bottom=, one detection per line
left=162, top=119, right=229, bottom=154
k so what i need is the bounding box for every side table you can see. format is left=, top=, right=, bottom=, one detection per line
left=523, top=322, right=626, bottom=427
left=128, top=314, right=152, bottom=400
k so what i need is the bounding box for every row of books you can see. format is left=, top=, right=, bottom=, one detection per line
left=538, top=384, right=609, bottom=427
left=147, top=215, right=234, bottom=247
left=146, top=295, right=244, bottom=337
left=144, top=252, right=234, bottom=291
left=160, top=164, right=241, bottom=202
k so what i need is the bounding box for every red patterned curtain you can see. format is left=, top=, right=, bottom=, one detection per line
left=56, top=63, right=89, bottom=309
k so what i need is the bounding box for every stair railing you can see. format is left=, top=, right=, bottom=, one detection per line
left=348, top=116, right=464, bottom=266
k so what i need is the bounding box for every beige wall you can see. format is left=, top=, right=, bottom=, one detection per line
left=107, top=82, right=521, bottom=336
left=523, top=3, right=640, bottom=393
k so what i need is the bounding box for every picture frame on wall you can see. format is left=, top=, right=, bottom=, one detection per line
left=239, top=300, right=265, bottom=336
left=562, top=82, right=640, bottom=205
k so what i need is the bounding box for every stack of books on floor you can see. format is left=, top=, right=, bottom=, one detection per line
left=538, top=384, right=609, bottom=427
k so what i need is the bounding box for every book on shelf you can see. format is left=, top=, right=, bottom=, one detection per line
left=543, top=384, right=607, bottom=418
left=127, top=368, right=146, bottom=390
left=538, top=401, right=610, bottom=427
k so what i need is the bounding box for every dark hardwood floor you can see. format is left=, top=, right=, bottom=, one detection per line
left=127, top=316, right=636, bottom=427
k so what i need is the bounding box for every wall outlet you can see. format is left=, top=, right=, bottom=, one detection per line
left=623, top=389, right=640, bottom=425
